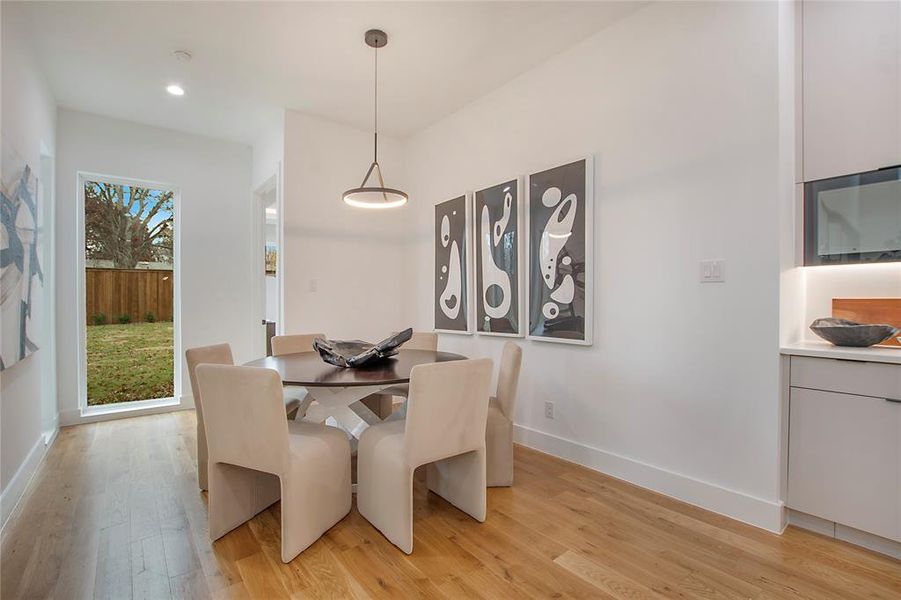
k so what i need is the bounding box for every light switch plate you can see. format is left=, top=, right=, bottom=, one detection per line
left=700, top=259, right=725, bottom=283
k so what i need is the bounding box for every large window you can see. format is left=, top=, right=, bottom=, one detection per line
left=82, top=178, right=175, bottom=406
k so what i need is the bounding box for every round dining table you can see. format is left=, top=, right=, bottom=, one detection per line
left=244, top=349, right=466, bottom=439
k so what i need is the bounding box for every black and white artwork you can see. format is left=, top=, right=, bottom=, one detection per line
left=474, top=179, right=521, bottom=336
left=527, top=158, right=593, bottom=345
left=434, top=195, right=470, bottom=333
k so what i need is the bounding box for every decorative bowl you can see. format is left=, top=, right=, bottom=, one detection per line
left=313, top=328, right=413, bottom=368
left=809, top=318, right=899, bottom=348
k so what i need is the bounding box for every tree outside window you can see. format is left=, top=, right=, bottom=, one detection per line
left=84, top=181, right=173, bottom=268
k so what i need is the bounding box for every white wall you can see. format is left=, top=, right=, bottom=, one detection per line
left=281, top=111, right=412, bottom=341
left=403, top=1, right=787, bottom=530
left=252, top=113, right=284, bottom=191
left=55, top=110, right=255, bottom=424
left=0, top=3, right=58, bottom=526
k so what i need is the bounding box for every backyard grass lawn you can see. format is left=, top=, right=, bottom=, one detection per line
left=87, top=322, right=174, bottom=405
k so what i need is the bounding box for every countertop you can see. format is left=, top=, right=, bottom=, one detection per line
left=781, top=340, right=901, bottom=365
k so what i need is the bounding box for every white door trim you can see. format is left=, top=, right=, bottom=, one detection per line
left=251, top=162, right=284, bottom=358
left=75, top=172, right=182, bottom=417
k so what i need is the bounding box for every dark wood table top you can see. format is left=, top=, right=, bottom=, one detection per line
left=243, top=349, right=467, bottom=387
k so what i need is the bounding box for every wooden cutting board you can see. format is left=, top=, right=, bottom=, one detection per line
left=832, top=298, right=901, bottom=347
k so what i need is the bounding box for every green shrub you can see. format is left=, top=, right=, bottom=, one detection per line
left=117, top=314, right=132, bottom=324
left=92, top=313, right=108, bottom=326
left=145, top=312, right=156, bottom=323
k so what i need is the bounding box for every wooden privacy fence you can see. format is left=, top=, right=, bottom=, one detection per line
left=85, top=268, right=173, bottom=324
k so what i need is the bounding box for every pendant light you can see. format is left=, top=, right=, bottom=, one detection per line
left=342, top=29, right=409, bottom=209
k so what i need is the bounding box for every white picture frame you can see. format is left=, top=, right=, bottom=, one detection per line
left=525, top=156, right=594, bottom=346
left=434, top=192, right=473, bottom=334
left=472, top=176, right=524, bottom=338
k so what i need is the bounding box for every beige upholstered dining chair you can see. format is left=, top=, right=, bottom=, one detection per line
left=186, top=343, right=305, bottom=491
left=486, top=342, right=522, bottom=487
left=270, top=333, right=324, bottom=418
left=357, top=358, right=493, bottom=554
left=365, top=331, right=440, bottom=418
left=270, top=333, right=323, bottom=356
left=401, top=331, right=439, bottom=352
left=195, top=363, right=352, bottom=562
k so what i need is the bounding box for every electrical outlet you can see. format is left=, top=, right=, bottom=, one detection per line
left=544, top=401, right=554, bottom=419
left=308, top=278, right=318, bottom=292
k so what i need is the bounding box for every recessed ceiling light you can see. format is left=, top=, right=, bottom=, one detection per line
left=166, top=84, right=185, bottom=96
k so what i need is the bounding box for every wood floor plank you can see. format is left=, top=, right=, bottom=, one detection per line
left=210, top=581, right=252, bottom=600
left=94, top=521, right=133, bottom=600
left=169, top=568, right=212, bottom=600
left=2, top=412, right=898, bottom=600
left=161, top=515, right=204, bottom=580
left=246, top=508, right=317, bottom=595
left=554, top=550, right=664, bottom=600
left=303, top=537, right=369, bottom=599
left=235, top=552, right=290, bottom=599
left=131, top=534, right=171, bottom=600
left=433, top=509, right=612, bottom=599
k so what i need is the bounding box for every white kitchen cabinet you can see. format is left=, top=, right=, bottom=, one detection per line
left=788, top=387, right=900, bottom=542
left=802, top=0, right=901, bottom=182
left=790, top=355, right=901, bottom=399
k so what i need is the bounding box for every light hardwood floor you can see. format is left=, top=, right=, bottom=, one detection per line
left=2, top=411, right=899, bottom=599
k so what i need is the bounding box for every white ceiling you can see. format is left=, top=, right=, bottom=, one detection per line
left=14, top=1, right=644, bottom=144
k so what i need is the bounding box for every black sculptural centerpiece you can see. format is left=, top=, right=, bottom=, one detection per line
left=809, top=317, right=899, bottom=348
left=313, top=328, right=414, bottom=368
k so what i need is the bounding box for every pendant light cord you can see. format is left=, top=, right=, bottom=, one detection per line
left=372, top=41, right=387, bottom=194
left=373, top=42, right=378, bottom=164
left=358, top=33, right=389, bottom=195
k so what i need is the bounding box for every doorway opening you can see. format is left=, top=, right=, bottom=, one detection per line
left=80, top=175, right=177, bottom=407
left=255, top=174, right=281, bottom=356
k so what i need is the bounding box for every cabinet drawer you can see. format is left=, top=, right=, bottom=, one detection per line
left=788, top=388, right=900, bottom=542
left=790, top=356, right=901, bottom=399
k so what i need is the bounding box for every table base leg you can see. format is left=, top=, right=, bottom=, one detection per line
left=303, top=385, right=391, bottom=438
left=302, top=385, right=397, bottom=494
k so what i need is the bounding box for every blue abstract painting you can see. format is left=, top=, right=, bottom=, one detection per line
left=1, top=145, right=42, bottom=370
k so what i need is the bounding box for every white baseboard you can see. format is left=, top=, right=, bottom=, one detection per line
left=514, top=424, right=784, bottom=533
left=59, top=394, right=194, bottom=427
left=1, top=431, right=57, bottom=534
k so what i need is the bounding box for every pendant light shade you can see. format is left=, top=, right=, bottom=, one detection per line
left=342, top=164, right=409, bottom=209
left=343, top=29, right=408, bottom=209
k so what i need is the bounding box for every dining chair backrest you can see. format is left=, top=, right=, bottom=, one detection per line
left=399, top=331, right=438, bottom=352
left=403, top=358, right=492, bottom=466
left=195, top=364, right=289, bottom=475
left=495, top=342, right=522, bottom=419
left=271, top=333, right=325, bottom=356
left=186, top=343, right=234, bottom=411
